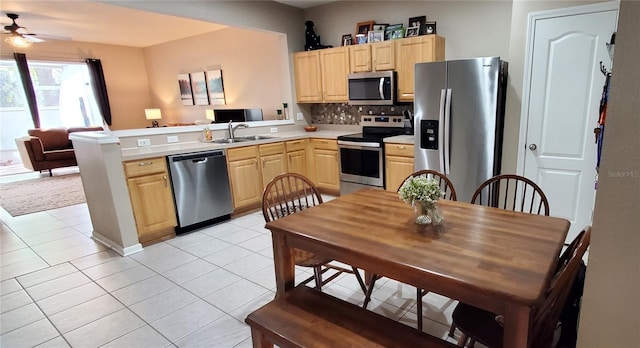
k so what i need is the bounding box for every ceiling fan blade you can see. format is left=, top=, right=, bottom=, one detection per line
left=23, top=34, right=44, bottom=43
left=29, top=33, right=71, bottom=41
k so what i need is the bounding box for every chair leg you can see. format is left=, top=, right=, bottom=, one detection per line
left=48, top=169, right=52, bottom=176
left=313, top=265, right=323, bottom=290
left=362, top=274, right=378, bottom=309
left=457, top=333, right=469, bottom=347
left=448, top=322, right=457, bottom=337
left=351, top=267, right=367, bottom=294
left=417, top=287, right=423, bottom=331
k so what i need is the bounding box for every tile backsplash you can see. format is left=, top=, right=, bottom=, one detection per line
left=310, top=103, right=413, bottom=125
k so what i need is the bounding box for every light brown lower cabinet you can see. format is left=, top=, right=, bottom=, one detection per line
left=310, top=138, right=340, bottom=195
left=286, top=139, right=309, bottom=178
left=260, top=142, right=288, bottom=188
left=123, top=157, right=176, bottom=245
left=227, top=146, right=263, bottom=212
left=385, top=143, right=415, bottom=192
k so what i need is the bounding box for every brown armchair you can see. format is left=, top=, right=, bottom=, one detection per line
left=15, top=126, right=103, bottom=176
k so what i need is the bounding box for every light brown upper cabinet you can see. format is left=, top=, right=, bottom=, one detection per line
left=320, top=46, right=350, bottom=102
left=396, top=35, right=445, bottom=102
left=294, top=50, right=323, bottom=103
left=350, top=41, right=396, bottom=73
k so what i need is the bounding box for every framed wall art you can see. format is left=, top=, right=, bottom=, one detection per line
left=177, top=73, right=194, bottom=106
left=206, top=69, right=226, bottom=105
left=190, top=71, right=209, bottom=106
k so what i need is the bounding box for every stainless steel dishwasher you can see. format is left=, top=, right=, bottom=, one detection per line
left=167, top=150, right=233, bottom=233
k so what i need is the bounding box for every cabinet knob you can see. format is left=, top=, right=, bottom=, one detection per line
left=398, top=146, right=406, bottom=150
left=138, top=161, right=153, bottom=166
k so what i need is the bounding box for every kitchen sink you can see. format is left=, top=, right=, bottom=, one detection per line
left=211, top=135, right=274, bottom=144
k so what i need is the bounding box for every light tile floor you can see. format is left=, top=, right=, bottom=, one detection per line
left=0, top=171, right=464, bottom=347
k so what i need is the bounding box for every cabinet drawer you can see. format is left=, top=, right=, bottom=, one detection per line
left=123, top=157, right=167, bottom=178
left=286, top=139, right=307, bottom=152
left=227, top=145, right=258, bottom=162
left=385, top=143, right=414, bottom=157
left=311, top=138, right=337, bottom=151
left=259, top=142, right=285, bottom=156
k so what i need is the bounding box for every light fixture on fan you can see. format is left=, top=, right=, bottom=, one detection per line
left=145, top=108, right=162, bottom=127
left=5, top=32, right=32, bottom=47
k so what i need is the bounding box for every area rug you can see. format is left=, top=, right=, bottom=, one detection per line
left=0, top=173, right=86, bottom=216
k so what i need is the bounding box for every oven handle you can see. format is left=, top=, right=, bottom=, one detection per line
left=337, top=140, right=381, bottom=148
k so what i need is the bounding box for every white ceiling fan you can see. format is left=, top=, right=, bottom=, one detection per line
left=2, top=13, right=70, bottom=47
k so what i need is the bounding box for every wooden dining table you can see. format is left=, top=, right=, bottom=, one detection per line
left=265, top=188, right=570, bottom=347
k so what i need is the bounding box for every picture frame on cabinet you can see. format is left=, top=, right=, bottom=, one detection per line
left=373, top=24, right=388, bottom=32
left=425, top=21, right=437, bottom=35
left=367, top=30, right=385, bottom=43
left=190, top=71, right=209, bottom=106
left=355, top=20, right=375, bottom=37
left=177, top=73, right=194, bottom=106
left=385, top=24, right=404, bottom=40
left=341, top=34, right=353, bottom=46
left=206, top=69, right=226, bottom=105
left=406, top=26, right=420, bottom=38
left=356, top=33, right=367, bottom=45
left=408, top=15, right=427, bottom=35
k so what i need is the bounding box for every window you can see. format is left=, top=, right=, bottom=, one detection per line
left=0, top=59, right=103, bottom=170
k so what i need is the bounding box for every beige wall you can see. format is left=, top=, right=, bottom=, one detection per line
left=577, top=1, right=640, bottom=345
left=142, top=27, right=290, bottom=125
left=0, top=39, right=153, bottom=130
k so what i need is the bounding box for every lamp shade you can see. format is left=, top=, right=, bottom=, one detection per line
left=145, top=108, right=162, bottom=120
left=205, top=109, right=215, bottom=121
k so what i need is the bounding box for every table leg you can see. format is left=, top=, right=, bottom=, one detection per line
left=503, top=303, right=532, bottom=347
left=272, top=232, right=295, bottom=298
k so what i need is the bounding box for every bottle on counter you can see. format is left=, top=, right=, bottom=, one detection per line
left=276, top=109, right=283, bottom=120
left=283, top=103, right=290, bottom=120
left=203, top=127, right=213, bottom=142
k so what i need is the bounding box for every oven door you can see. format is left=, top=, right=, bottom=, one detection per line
left=338, top=140, right=384, bottom=189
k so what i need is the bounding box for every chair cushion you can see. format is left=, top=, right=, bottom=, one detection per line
left=452, top=302, right=503, bottom=348
left=28, top=128, right=70, bottom=151
left=43, top=149, right=76, bottom=161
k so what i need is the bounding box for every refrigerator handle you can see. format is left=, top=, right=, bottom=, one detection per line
left=379, top=78, right=385, bottom=100
left=438, top=89, right=446, bottom=173
left=444, top=88, right=452, bottom=175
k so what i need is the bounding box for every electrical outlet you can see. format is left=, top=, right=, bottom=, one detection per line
left=167, top=135, right=179, bottom=143
left=296, top=112, right=304, bottom=120
left=270, top=127, right=278, bottom=133
left=137, top=138, right=151, bottom=147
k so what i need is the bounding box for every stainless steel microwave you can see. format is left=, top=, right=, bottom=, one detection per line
left=348, top=71, right=396, bottom=105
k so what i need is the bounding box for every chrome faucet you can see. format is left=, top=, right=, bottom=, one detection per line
left=228, top=121, right=249, bottom=139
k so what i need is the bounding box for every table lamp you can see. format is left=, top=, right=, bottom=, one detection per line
left=145, top=108, right=162, bottom=127
left=205, top=109, right=215, bottom=123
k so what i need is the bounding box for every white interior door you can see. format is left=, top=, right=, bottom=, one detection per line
left=519, top=3, right=618, bottom=243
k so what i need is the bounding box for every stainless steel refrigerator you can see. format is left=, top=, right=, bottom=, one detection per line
left=414, top=57, right=508, bottom=202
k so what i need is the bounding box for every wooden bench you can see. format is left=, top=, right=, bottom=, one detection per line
left=245, top=286, right=458, bottom=348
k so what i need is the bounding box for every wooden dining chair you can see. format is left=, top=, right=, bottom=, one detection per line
left=262, top=173, right=367, bottom=293
left=471, top=174, right=550, bottom=216
left=450, top=227, right=591, bottom=347
left=364, top=170, right=457, bottom=331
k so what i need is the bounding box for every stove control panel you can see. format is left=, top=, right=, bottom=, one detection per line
left=360, top=115, right=404, bottom=128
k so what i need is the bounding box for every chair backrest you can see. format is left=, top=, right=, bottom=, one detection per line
left=397, top=170, right=457, bottom=201
left=262, top=173, right=323, bottom=223
left=531, top=227, right=591, bottom=347
left=471, top=174, right=549, bottom=215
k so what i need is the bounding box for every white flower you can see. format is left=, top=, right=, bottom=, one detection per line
left=398, top=175, right=444, bottom=207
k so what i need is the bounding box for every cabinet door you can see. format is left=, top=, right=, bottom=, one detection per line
left=372, top=41, right=395, bottom=71
left=386, top=155, right=415, bottom=192
left=294, top=51, right=323, bottom=103
left=396, top=35, right=445, bottom=101
left=320, top=46, right=350, bottom=102
left=261, top=153, right=287, bottom=188
left=228, top=158, right=263, bottom=210
left=287, top=150, right=308, bottom=177
left=128, top=173, right=177, bottom=242
left=315, top=149, right=340, bottom=193
left=349, top=44, right=372, bottom=73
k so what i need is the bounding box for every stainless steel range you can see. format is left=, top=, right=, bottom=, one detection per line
left=337, top=115, right=406, bottom=195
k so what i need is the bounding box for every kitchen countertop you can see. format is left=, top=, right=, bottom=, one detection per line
left=384, top=135, right=415, bottom=144
left=120, top=130, right=354, bottom=161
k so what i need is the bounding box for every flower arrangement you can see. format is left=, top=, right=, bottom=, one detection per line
left=398, top=175, right=444, bottom=207
left=399, top=175, right=445, bottom=224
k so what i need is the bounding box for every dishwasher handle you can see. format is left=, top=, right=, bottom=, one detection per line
left=169, top=150, right=225, bottom=162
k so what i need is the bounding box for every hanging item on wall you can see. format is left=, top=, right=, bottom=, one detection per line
left=190, top=71, right=209, bottom=106
left=206, top=69, right=226, bottom=105
left=177, top=73, right=194, bottom=106
left=594, top=32, right=615, bottom=190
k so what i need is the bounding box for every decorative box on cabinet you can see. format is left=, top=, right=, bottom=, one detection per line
left=123, top=157, right=176, bottom=245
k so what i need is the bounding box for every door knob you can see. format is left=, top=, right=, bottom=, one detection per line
left=529, top=143, right=537, bottom=151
